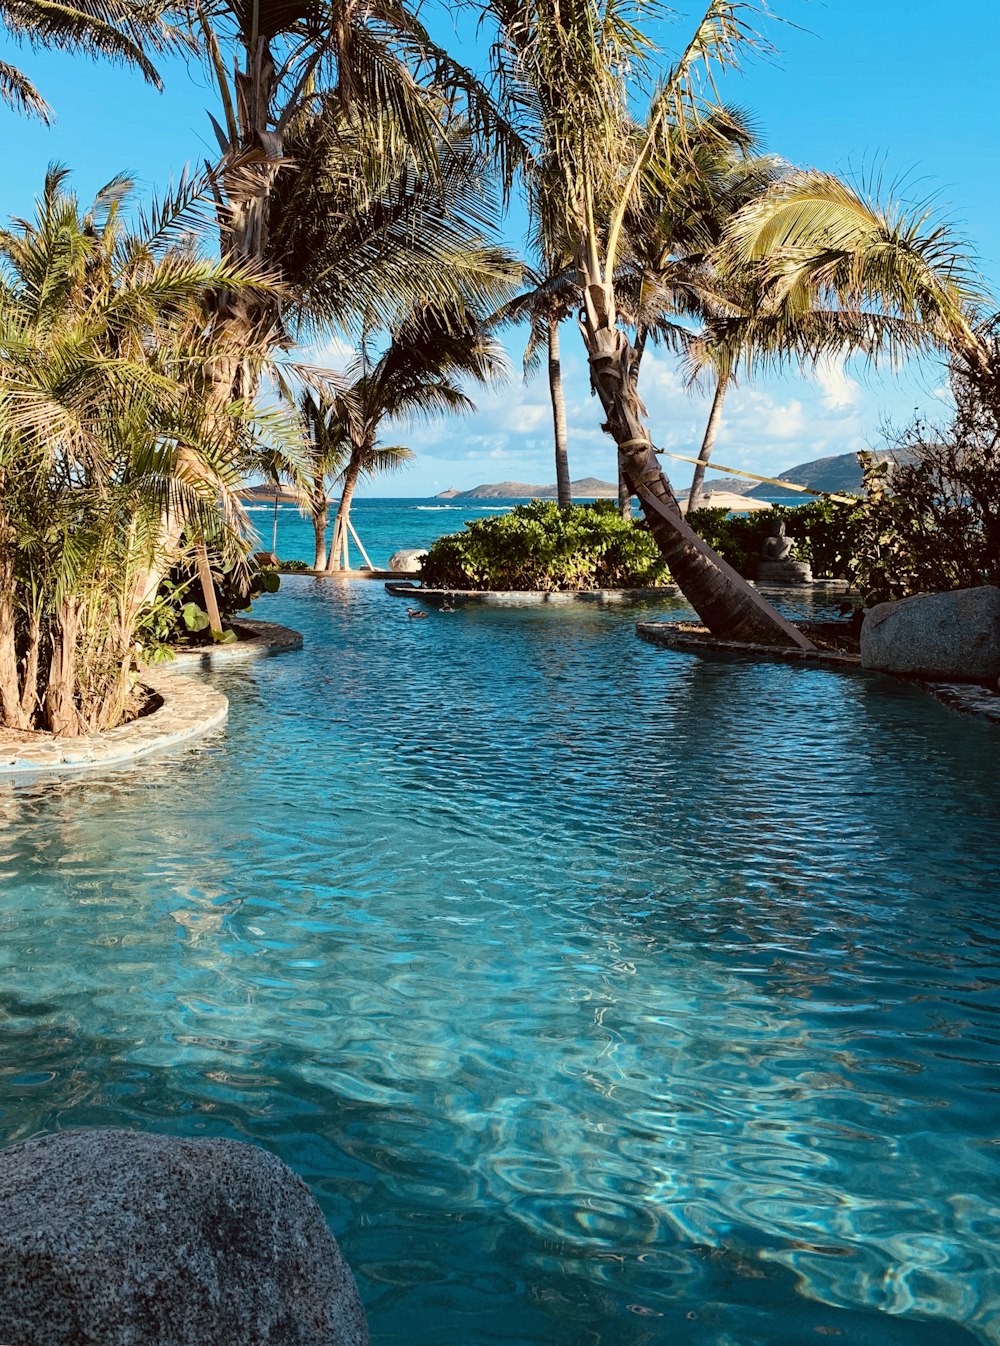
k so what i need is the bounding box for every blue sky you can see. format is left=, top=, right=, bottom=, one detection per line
left=5, top=1, right=999, bottom=495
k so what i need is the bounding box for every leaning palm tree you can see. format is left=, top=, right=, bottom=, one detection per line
left=1, top=0, right=177, bottom=119
left=320, top=301, right=509, bottom=572
left=483, top=0, right=811, bottom=647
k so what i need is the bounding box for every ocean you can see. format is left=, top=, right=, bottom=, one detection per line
left=244, top=497, right=560, bottom=570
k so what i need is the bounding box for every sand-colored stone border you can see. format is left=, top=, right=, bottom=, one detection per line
left=636, top=621, right=1000, bottom=726
left=635, top=621, right=861, bottom=669
left=0, top=669, right=228, bottom=777
left=166, top=618, right=303, bottom=667
left=388, top=582, right=679, bottom=607
left=0, top=620, right=302, bottom=777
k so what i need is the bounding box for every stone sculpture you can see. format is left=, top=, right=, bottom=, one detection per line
left=758, top=521, right=812, bottom=585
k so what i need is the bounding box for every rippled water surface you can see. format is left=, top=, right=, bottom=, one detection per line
left=3, top=579, right=1000, bottom=1346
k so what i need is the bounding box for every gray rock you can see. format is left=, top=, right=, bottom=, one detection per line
left=0, top=1128, right=369, bottom=1346
left=861, top=585, right=1000, bottom=680
left=388, top=548, right=427, bottom=574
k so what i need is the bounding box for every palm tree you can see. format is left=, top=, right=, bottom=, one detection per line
left=317, top=301, right=509, bottom=572
left=0, top=168, right=290, bottom=733
left=1, top=0, right=175, bottom=119
left=494, top=263, right=579, bottom=506
left=192, top=0, right=523, bottom=401
left=722, top=169, right=993, bottom=386
left=481, top=0, right=812, bottom=647
left=615, top=106, right=782, bottom=512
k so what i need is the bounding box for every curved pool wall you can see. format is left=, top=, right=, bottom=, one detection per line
left=2, top=577, right=999, bottom=1346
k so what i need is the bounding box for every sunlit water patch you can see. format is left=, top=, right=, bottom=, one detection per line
left=2, top=578, right=1000, bottom=1346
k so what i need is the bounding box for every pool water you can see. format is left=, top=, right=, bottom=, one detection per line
left=2, top=578, right=1000, bottom=1346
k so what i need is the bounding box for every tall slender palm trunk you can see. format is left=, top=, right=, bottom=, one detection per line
left=686, top=374, right=728, bottom=513
left=327, top=458, right=364, bottom=573
left=547, top=316, right=571, bottom=507
left=312, top=505, right=329, bottom=570
left=578, top=275, right=812, bottom=649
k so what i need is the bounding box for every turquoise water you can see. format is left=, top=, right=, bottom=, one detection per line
left=3, top=574, right=1000, bottom=1346
left=249, top=496, right=525, bottom=568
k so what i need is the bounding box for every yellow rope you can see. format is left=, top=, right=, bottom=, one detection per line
left=655, top=449, right=857, bottom=506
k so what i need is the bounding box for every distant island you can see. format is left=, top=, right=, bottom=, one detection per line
left=436, top=477, right=617, bottom=499
left=702, top=448, right=909, bottom=500
left=440, top=450, right=906, bottom=504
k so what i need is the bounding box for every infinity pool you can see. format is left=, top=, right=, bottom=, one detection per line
left=2, top=578, right=999, bottom=1346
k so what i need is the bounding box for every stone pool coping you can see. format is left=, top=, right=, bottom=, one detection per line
left=636, top=621, right=1000, bottom=726
left=635, top=621, right=861, bottom=669
left=166, top=618, right=303, bottom=666
left=0, top=620, right=304, bottom=777
left=387, top=582, right=680, bottom=606
left=0, top=669, right=228, bottom=776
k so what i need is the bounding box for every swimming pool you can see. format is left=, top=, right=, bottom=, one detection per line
left=2, top=578, right=999, bottom=1345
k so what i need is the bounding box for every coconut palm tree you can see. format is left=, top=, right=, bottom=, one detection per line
left=722, top=169, right=993, bottom=386
left=317, top=301, right=509, bottom=572
left=480, top=0, right=812, bottom=647
left=494, top=262, right=578, bottom=506
left=192, top=0, right=524, bottom=401
left=1, top=0, right=177, bottom=119
left=0, top=167, right=290, bottom=733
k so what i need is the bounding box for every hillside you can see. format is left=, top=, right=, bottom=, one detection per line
left=743, top=449, right=908, bottom=499
left=438, top=477, right=617, bottom=499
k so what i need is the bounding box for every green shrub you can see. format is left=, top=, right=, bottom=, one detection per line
left=138, top=553, right=280, bottom=658
left=420, top=500, right=671, bottom=591
left=688, top=499, right=866, bottom=581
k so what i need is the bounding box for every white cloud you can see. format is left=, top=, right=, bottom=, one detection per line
left=813, top=353, right=861, bottom=410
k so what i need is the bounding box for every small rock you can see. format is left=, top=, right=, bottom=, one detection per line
left=388, top=548, right=427, bottom=574
left=0, top=1128, right=369, bottom=1346
left=861, top=585, right=1000, bottom=680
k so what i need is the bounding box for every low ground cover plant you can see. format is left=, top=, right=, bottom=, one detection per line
left=420, top=500, right=671, bottom=591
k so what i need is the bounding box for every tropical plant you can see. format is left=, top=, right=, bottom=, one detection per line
left=190, top=0, right=523, bottom=401
left=1, top=0, right=177, bottom=119
left=493, top=263, right=579, bottom=506
left=481, top=0, right=812, bottom=648
left=722, top=169, right=993, bottom=387
left=0, top=168, right=289, bottom=734
left=421, top=499, right=669, bottom=590
left=316, top=300, right=509, bottom=572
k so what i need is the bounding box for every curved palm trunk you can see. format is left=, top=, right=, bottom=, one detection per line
left=547, top=316, right=571, bottom=507
left=579, top=276, right=812, bottom=649
left=327, top=458, right=364, bottom=573
left=686, top=374, right=728, bottom=513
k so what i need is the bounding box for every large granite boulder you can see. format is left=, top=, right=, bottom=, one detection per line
left=860, top=585, right=1000, bottom=680
left=0, top=1129, right=369, bottom=1346
left=388, top=548, right=427, bottom=574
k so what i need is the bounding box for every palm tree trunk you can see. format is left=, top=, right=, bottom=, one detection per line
left=578, top=276, right=812, bottom=649
left=0, top=557, right=29, bottom=731
left=327, top=459, right=363, bottom=573
left=547, top=316, right=571, bottom=507
left=312, top=492, right=329, bottom=571
left=45, top=598, right=82, bottom=736
left=195, top=541, right=224, bottom=638
left=620, top=324, right=649, bottom=519
left=686, top=375, right=728, bottom=513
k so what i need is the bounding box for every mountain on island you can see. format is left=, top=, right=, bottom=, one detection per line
left=437, top=477, right=617, bottom=499
left=702, top=448, right=911, bottom=500
left=440, top=449, right=911, bottom=505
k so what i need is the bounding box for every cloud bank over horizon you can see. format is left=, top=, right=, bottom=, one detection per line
left=363, top=343, right=953, bottom=497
